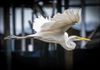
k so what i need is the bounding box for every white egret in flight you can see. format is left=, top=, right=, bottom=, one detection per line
left=4, top=9, right=90, bottom=50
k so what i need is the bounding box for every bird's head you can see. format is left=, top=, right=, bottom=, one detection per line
left=63, top=35, right=90, bottom=51
left=69, top=36, right=91, bottom=41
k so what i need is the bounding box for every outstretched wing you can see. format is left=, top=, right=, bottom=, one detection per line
left=49, top=9, right=81, bottom=31
left=33, top=9, right=81, bottom=34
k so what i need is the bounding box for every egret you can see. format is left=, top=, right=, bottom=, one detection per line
left=4, top=9, right=90, bottom=50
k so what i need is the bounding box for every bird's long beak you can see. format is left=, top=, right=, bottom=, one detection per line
left=76, top=36, right=91, bottom=41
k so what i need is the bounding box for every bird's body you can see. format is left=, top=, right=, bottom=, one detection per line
left=4, top=8, right=90, bottom=50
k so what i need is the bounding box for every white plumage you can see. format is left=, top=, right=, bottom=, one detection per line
left=4, top=8, right=90, bottom=51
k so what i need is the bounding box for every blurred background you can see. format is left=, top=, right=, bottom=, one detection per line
left=0, top=0, right=100, bottom=70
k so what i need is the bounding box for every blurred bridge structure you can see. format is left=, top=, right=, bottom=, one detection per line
left=0, top=0, right=100, bottom=70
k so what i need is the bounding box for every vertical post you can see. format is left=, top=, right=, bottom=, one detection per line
left=64, top=51, right=73, bottom=70
left=10, top=6, right=16, bottom=52
left=63, top=0, right=73, bottom=70
left=48, top=43, right=57, bottom=51
left=57, top=0, right=62, bottom=13
left=4, top=6, right=11, bottom=70
left=51, top=0, right=56, bottom=17
left=30, top=10, right=34, bottom=51
left=21, top=5, right=26, bottom=52
left=80, top=0, right=86, bottom=48
left=64, top=0, right=69, bottom=9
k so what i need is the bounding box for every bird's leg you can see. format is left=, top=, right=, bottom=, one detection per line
left=4, top=34, right=35, bottom=40
left=4, top=35, right=26, bottom=40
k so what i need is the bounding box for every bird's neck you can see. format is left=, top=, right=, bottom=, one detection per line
left=66, top=36, right=76, bottom=50
left=60, top=35, right=76, bottom=51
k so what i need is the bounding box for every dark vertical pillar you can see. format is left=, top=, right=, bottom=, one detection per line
left=30, top=10, right=34, bottom=51
left=64, top=0, right=69, bottom=9
left=21, top=5, right=26, bottom=53
left=12, top=7, right=16, bottom=35
left=4, top=6, right=11, bottom=70
left=51, top=0, right=56, bottom=17
left=64, top=50, right=73, bottom=70
left=57, top=0, right=62, bottom=13
left=11, top=6, right=16, bottom=52
left=80, top=0, right=86, bottom=48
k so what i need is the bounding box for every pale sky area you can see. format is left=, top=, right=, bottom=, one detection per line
left=72, top=6, right=100, bottom=31
left=15, top=8, right=32, bottom=35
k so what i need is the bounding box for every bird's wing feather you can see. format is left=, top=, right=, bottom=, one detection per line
left=50, top=9, right=81, bottom=30
left=33, top=9, right=81, bottom=33
left=33, top=16, right=52, bottom=32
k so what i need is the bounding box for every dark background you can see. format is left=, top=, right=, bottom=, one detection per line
left=0, top=0, right=100, bottom=70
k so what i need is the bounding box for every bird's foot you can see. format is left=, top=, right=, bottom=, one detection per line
left=4, top=35, right=17, bottom=40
